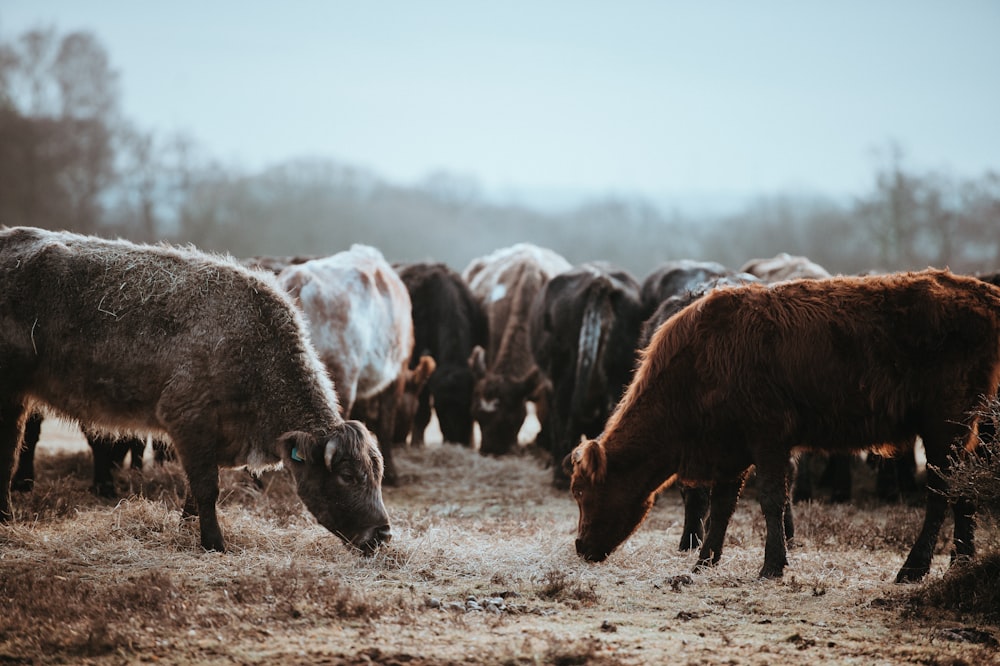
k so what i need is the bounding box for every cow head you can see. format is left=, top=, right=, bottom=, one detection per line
left=392, top=354, right=437, bottom=443
left=428, top=364, right=477, bottom=446
left=469, top=345, right=542, bottom=455
left=568, top=437, right=656, bottom=562
left=279, top=420, right=391, bottom=555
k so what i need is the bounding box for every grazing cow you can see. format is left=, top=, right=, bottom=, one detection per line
left=569, top=269, right=999, bottom=582
left=463, top=244, right=571, bottom=455
left=278, top=245, right=426, bottom=485
left=0, top=227, right=390, bottom=554
left=640, top=260, right=750, bottom=316
left=395, top=262, right=488, bottom=447
left=530, top=263, right=644, bottom=487
left=739, top=252, right=832, bottom=283
left=638, top=274, right=764, bottom=551
left=242, top=255, right=318, bottom=275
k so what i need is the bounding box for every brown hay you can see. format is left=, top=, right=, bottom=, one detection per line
left=911, top=553, right=1000, bottom=624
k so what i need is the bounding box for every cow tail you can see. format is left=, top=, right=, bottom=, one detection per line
left=570, top=280, right=611, bottom=422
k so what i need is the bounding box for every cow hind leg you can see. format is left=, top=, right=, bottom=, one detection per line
left=896, top=424, right=972, bottom=583
left=411, top=389, right=432, bottom=447
left=896, top=465, right=949, bottom=582
left=0, top=401, right=27, bottom=522
left=694, top=470, right=750, bottom=571
left=756, top=460, right=792, bottom=579
left=679, top=486, right=709, bottom=551
left=12, top=412, right=42, bottom=492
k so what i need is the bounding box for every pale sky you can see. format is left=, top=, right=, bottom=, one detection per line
left=2, top=1, right=999, bottom=206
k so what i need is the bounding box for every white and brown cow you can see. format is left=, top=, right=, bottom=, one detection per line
left=277, top=245, right=431, bottom=485
left=462, top=243, right=571, bottom=455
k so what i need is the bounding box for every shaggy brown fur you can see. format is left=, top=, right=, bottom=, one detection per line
left=570, top=269, right=1000, bottom=583
left=0, top=227, right=390, bottom=554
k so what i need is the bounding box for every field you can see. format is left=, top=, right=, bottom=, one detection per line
left=1, top=416, right=998, bottom=665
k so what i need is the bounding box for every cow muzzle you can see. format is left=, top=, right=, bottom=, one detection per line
left=352, top=523, right=392, bottom=556
left=575, top=538, right=609, bottom=563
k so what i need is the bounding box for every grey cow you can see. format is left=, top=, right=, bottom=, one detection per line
left=0, top=227, right=390, bottom=554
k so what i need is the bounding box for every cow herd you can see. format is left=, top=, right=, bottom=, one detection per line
left=1, top=226, right=999, bottom=586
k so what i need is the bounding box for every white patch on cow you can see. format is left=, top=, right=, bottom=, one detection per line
left=278, top=244, right=414, bottom=411
left=489, top=284, right=507, bottom=302
left=479, top=397, right=500, bottom=413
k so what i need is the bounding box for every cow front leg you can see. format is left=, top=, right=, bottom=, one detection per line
left=177, top=450, right=224, bottom=552
left=694, top=471, right=749, bottom=570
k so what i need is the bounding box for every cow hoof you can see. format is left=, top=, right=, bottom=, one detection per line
left=92, top=482, right=118, bottom=499
left=692, top=559, right=715, bottom=573
left=758, top=566, right=785, bottom=580
left=895, top=566, right=929, bottom=583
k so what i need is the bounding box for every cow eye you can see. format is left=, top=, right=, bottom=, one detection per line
left=336, top=469, right=358, bottom=485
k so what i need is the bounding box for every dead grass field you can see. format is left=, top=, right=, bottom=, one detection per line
left=1, top=417, right=998, bottom=665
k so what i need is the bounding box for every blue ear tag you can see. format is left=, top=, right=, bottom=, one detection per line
left=291, top=447, right=305, bottom=462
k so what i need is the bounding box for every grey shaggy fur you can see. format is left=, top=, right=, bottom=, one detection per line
left=0, top=226, right=390, bottom=553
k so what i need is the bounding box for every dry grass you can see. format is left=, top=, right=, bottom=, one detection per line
left=1, top=419, right=998, bottom=665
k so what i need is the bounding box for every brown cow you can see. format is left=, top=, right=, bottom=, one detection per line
left=463, top=243, right=571, bottom=455
left=0, top=226, right=390, bottom=554
left=277, top=245, right=432, bottom=485
left=569, top=269, right=1000, bottom=583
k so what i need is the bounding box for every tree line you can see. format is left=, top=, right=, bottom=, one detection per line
left=2, top=27, right=997, bottom=279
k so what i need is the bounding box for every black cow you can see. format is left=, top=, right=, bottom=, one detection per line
left=13, top=413, right=175, bottom=497
left=640, top=260, right=748, bottom=316
left=530, top=263, right=644, bottom=487
left=394, top=262, right=488, bottom=447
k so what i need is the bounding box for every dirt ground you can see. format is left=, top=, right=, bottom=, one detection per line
left=0, top=416, right=998, bottom=665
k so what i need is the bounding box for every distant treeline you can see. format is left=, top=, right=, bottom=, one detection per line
left=2, top=27, right=998, bottom=278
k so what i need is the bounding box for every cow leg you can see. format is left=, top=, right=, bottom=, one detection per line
left=951, top=496, right=976, bottom=563
left=372, top=382, right=401, bottom=487
left=792, top=452, right=814, bottom=503
left=756, top=460, right=791, bottom=579
left=86, top=431, right=119, bottom=498
left=896, top=464, right=949, bottom=582
left=678, top=485, right=709, bottom=551
left=126, top=436, right=146, bottom=471
left=694, top=470, right=749, bottom=570
left=0, top=401, right=27, bottom=522
left=410, top=388, right=431, bottom=447
left=180, top=451, right=224, bottom=552
left=165, top=421, right=225, bottom=551
left=783, top=457, right=796, bottom=541
left=828, top=453, right=853, bottom=504
left=12, top=412, right=42, bottom=492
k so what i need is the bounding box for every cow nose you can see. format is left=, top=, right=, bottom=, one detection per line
left=374, top=524, right=392, bottom=545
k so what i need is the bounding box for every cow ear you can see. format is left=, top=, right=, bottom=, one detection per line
left=574, top=438, right=607, bottom=483
left=278, top=431, right=316, bottom=465
left=468, top=345, right=487, bottom=377
left=410, top=354, right=436, bottom=388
